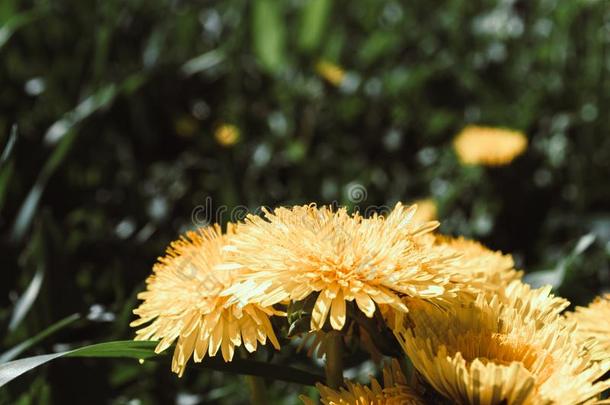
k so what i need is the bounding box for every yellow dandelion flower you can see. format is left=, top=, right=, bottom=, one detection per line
left=453, top=125, right=527, bottom=166
left=380, top=234, right=516, bottom=330
left=381, top=236, right=523, bottom=331
left=130, top=224, right=282, bottom=377
left=434, top=235, right=523, bottom=290
left=410, top=198, right=437, bottom=224
left=301, top=360, right=425, bottom=405
left=565, top=294, right=610, bottom=357
left=315, top=60, right=346, bottom=86
left=222, top=203, right=462, bottom=331
left=215, top=124, right=240, bottom=146
left=394, top=280, right=610, bottom=405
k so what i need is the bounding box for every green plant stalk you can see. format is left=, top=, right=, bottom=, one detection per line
left=245, top=375, right=267, bottom=405
left=324, top=330, right=344, bottom=390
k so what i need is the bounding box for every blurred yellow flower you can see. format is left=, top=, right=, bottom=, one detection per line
left=315, top=60, right=346, bottom=86
left=410, top=198, right=437, bottom=223
left=131, top=224, right=281, bottom=377
left=453, top=125, right=527, bottom=166
left=301, top=360, right=424, bottom=405
left=394, top=281, right=610, bottom=405
left=223, top=203, right=463, bottom=331
left=565, top=294, right=610, bottom=357
left=215, top=124, right=240, bottom=146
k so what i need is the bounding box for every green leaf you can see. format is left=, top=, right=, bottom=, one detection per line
left=66, top=340, right=159, bottom=359
left=571, top=233, right=595, bottom=257
left=0, top=9, right=44, bottom=50
left=0, top=353, right=67, bottom=387
left=0, top=339, right=325, bottom=388
left=1, top=314, right=80, bottom=363
left=44, top=84, right=118, bottom=145
left=0, top=125, right=17, bottom=211
left=298, top=0, right=332, bottom=52
left=11, top=74, right=146, bottom=243
left=0, top=340, right=158, bottom=387
left=181, top=49, right=225, bottom=76
left=0, top=124, right=17, bottom=166
left=357, top=31, right=401, bottom=66
left=10, top=129, right=78, bottom=242
left=7, top=266, right=45, bottom=332
left=252, top=0, right=287, bottom=74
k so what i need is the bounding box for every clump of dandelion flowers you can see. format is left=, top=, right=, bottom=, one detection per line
left=223, top=203, right=460, bottom=331
left=131, top=224, right=281, bottom=377
left=453, top=125, right=527, bottom=166
left=565, top=294, right=610, bottom=357
left=301, top=360, right=425, bottom=405
left=394, top=280, right=610, bottom=404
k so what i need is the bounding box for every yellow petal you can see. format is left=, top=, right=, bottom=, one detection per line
left=193, top=333, right=210, bottom=362
left=330, top=290, right=347, bottom=330
left=354, top=291, right=376, bottom=318
left=311, top=289, right=333, bottom=330
left=241, top=317, right=258, bottom=352
left=208, top=315, right=224, bottom=357
left=220, top=324, right=234, bottom=361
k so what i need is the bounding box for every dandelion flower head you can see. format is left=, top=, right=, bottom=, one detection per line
left=131, top=224, right=281, bottom=376
left=394, top=281, right=610, bottom=404
left=224, top=203, right=461, bottom=331
left=565, top=293, right=610, bottom=358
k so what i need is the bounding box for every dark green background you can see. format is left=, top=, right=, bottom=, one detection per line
left=1, top=0, right=609, bottom=403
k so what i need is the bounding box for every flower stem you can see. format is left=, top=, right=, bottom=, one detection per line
left=324, top=330, right=344, bottom=389
left=245, top=375, right=267, bottom=405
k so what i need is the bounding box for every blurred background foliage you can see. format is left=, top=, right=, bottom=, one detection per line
left=1, top=0, right=609, bottom=403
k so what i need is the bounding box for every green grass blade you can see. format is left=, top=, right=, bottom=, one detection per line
left=10, top=130, right=78, bottom=242
left=181, top=49, right=225, bottom=76
left=0, top=352, right=67, bottom=387
left=0, top=9, right=44, bottom=50
left=7, top=265, right=45, bottom=332
left=1, top=314, right=80, bottom=363
left=0, top=124, right=17, bottom=166
left=0, top=340, right=158, bottom=388
left=0, top=339, right=326, bottom=388
left=298, top=0, right=331, bottom=52
left=252, top=0, right=286, bottom=74
left=65, top=340, right=159, bottom=359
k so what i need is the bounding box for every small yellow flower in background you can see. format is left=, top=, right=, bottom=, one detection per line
left=453, top=125, right=527, bottom=166
left=394, top=280, right=610, bottom=405
left=410, top=198, right=437, bottom=223
left=214, top=123, right=240, bottom=147
left=130, top=224, right=282, bottom=377
left=565, top=294, right=610, bottom=357
left=301, top=360, right=424, bottom=405
left=223, top=203, right=463, bottom=331
left=315, top=60, right=346, bottom=86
